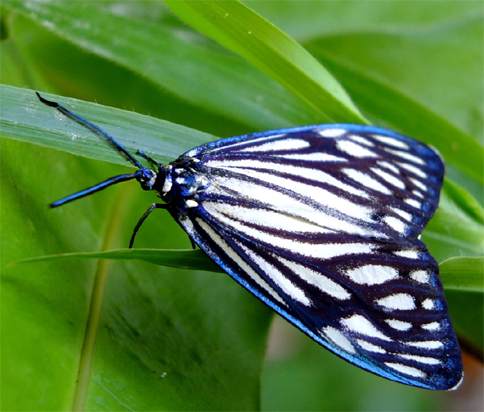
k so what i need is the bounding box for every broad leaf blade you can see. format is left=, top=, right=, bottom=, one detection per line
left=0, top=85, right=214, bottom=165
left=165, top=0, right=366, bottom=124
left=440, top=257, right=484, bottom=293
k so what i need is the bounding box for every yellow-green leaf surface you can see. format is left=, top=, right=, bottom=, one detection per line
left=2, top=1, right=483, bottom=411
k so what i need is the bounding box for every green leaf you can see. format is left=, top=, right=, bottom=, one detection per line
left=11, top=248, right=222, bottom=274
left=314, top=60, right=484, bottom=185
left=0, top=0, right=321, bottom=132
left=441, top=256, right=484, bottom=358
left=422, top=178, right=484, bottom=262
left=164, top=0, right=366, bottom=124
left=303, top=11, right=484, bottom=186
left=440, top=256, right=484, bottom=292
left=442, top=179, right=484, bottom=225
left=0, top=85, right=214, bottom=165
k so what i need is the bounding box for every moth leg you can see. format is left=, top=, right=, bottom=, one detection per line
left=130, top=203, right=167, bottom=248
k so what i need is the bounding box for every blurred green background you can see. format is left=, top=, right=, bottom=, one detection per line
left=1, top=1, right=483, bottom=410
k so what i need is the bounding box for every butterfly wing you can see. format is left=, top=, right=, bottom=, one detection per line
left=166, top=125, right=462, bottom=389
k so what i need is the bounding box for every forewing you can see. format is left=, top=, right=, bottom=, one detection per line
left=179, top=203, right=462, bottom=390
left=185, top=124, right=444, bottom=243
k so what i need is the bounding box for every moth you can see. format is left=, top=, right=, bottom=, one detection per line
left=37, top=92, right=463, bottom=390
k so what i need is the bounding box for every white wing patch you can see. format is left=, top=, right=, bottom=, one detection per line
left=405, top=198, right=422, bottom=208
left=422, top=298, right=436, bottom=310
left=343, top=168, right=392, bottom=195
left=194, top=218, right=287, bottom=307
left=392, top=209, right=412, bottom=221
left=410, top=270, right=431, bottom=284
left=371, top=167, right=406, bottom=190
left=383, top=216, right=406, bottom=233
left=398, top=162, right=428, bottom=179
left=412, top=188, right=425, bottom=198
left=375, top=293, right=416, bottom=311
left=385, top=149, right=426, bottom=165
left=337, top=140, right=378, bottom=158
left=341, top=314, right=391, bottom=341
left=239, top=138, right=309, bottom=152
left=208, top=204, right=331, bottom=235
left=421, top=322, right=441, bottom=331
left=356, top=339, right=386, bottom=354
left=276, top=153, right=347, bottom=162
left=322, top=326, right=356, bottom=354
left=237, top=242, right=312, bottom=306
left=198, top=135, right=284, bottom=154
left=406, top=341, right=444, bottom=350
left=348, top=134, right=375, bottom=147
left=276, top=255, right=351, bottom=301
left=343, top=265, right=399, bottom=285
left=316, top=128, right=346, bottom=138
left=394, top=250, right=420, bottom=259
left=371, top=134, right=410, bottom=150
left=398, top=354, right=441, bottom=365
left=384, top=363, right=426, bottom=378
left=385, top=319, right=413, bottom=331
left=377, top=160, right=401, bottom=174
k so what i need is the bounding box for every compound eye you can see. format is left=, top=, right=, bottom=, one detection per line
left=138, top=168, right=157, bottom=191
